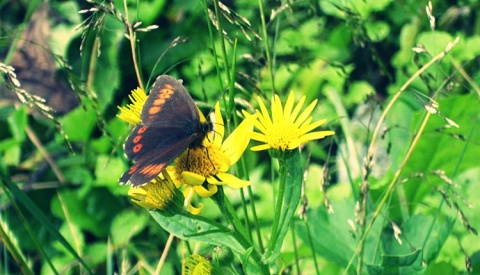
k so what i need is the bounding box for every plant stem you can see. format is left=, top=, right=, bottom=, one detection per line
left=267, top=158, right=285, bottom=255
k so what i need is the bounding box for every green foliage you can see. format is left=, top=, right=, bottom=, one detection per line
left=1, top=0, right=479, bottom=274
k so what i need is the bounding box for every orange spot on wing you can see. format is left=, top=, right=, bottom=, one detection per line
left=153, top=99, right=166, bottom=106
left=149, top=106, right=162, bottom=114
left=133, top=135, right=142, bottom=143
left=138, top=126, right=147, bottom=134
left=133, top=144, right=143, bottom=153
left=140, top=164, right=165, bottom=177
left=128, top=163, right=140, bottom=175
left=159, top=93, right=172, bottom=99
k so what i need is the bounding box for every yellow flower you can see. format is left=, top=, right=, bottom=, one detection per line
left=183, top=254, right=213, bottom=275
left=117, top=87, right=147, bottom=125
left=243, top=91, right=334, bottom=152
left=167, top=102, right=253, bottom=215
left=128, top=172, right=184, bottom=215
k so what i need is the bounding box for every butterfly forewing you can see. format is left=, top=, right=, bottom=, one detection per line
left=142, top=75, right=199, bottom=128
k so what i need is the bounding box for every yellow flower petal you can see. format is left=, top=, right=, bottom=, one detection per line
left=300, top=131, right=335, bottom=143
left=300, top=118, right=327, bottom=135
left=251, top=144, right=272, bottom=151
left=294, top=99, right=317, bottom=128
left=257, top=96, right=273, bottom=128
left=222, top=116, right=254, bottom=164
left=272, top=94, right=283, bottom=123
left=250, top=132, right=268, bottom=143
left=194, top=184, right=218, bottom=198
left=290, top=94, right=306, bottom=123
left=188, top=202, right=203, bottom=215
left=213, top=102, right=224, bottom=145
left=210, top=172, right=251, bottom=188
left=283, top=91, right=295, bottom=124
left=117, top=88, right=147, bottom=125
left=182, top=171, right=206, bottom=186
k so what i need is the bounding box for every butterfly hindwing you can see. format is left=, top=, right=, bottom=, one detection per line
left=123, top=124, right=195, bottom=161
left=119, top=134, right=196, bottom=185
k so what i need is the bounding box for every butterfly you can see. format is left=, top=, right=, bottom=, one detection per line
left=119, top=75, right=212, bottom=187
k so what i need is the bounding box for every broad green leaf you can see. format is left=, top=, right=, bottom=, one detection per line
left=84, top=242, right=108, bottom=266
left=4, top=105, right=27, bottom=165
left=365, top=21, right=390, bottom=42
left=425, top=261, right=458, bottom=274
left=95, top=155, right=127, bottom=188
left=392, top=23, right=419, bottom=68
left=110, top=209, right=148, bottom=246
left=150, top=211, right=245, bottom=254
left=402, top=94, right=480, bottom=205
left=51, top=189, right=124, bottom=237
left=417, top=31, right=453, bottom=57
left=452, top=35, right=480, bottom=63
left=53, top=222, right=85, bottom=255
left=296, top=198, right=383, bottom=270
left=92, top=16, right=122, bottom=111
left=7, top=105, right=27, bottom=141
left=59, top=104, right=97, bottom=142
left=366, top=249, right=425, bottom=275
left=345, top=81, right=375, bottom=108
left=113, top=0, right=166, bottom=25
left=386, top=214, right=454, bottom=263
left=151, top=211, right=264, bottom=273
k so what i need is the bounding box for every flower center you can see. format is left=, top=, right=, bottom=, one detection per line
left=266, top=122, right=300, bottom=150
left=174, top=143, right=223, bottom=183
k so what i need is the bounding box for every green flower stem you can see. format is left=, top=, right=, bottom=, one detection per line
left=265, top=150, right=302, bottom=264
left=211, top=187, right=269, bottom=273
left=212, top=186, right=248, bottom=239
left=247, top=185, right=264, bottom=252
left=267, top=158, right=286, bottom=254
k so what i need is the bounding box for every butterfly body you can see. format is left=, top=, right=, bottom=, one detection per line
left=119, top=75, right=211, bottom=186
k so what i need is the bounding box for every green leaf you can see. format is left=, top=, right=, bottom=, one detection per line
left=7, top=105, right=27, bottom=141
left=51, top=189, right=123, bottom=237
left=417, top=31, right=453, bottom=57
left=366, top=250, right=425, bottom=275
left=365, top=21, right=390, bottom=42
left=110, top=209, right=148, bottom=246
left=3, top=105, right=27, bottom=165
left=95, top=155, right=127, bottom=187
left=60, top=105, right=97, bottom=142
left=345, top=81, right=375, bottom=108
left=392, top=23, right=419, bottom=68
left=402, top=94, right=480, bottom=205
left=296, top=198, right=384, bottom=270
left=150, top=211, right=245, bottom=254
left=425, top=261, right=459, bottom=274
left=387, top=214, right=454, bottom=263
left=296, top=200, right=356, bottom=268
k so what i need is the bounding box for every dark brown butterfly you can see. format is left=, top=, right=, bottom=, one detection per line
left=119, top=75, right=212, bottom=186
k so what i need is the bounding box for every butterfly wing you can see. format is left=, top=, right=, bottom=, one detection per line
left=119, top=75, right=205, bottom=186
left=120, top=126, right=197, bottom=186
left=142, top=75, right=200, bottom=128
